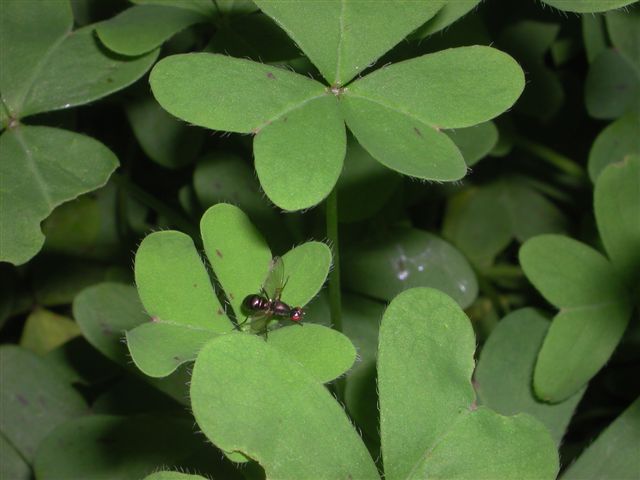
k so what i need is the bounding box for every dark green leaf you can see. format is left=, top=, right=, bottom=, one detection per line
left=337, top=136, right=402, bottom=222
left=0, top=126, right=118, bottom=265
left=1, top=0, right=158, bottom=119
left=563, top=397, right=640, bottom=480
left=475, top=308, right=585, bottom=445
left=343, top=227, right=478, bottom=308
left=498, top=21, right=563, bottom=121
left=96, top=4, right=206, bottom=55
left=0, top=345, right=88, bottom=462
left=585, top=49, right=640, bottom=120
left=520, top=235, right=632, bottom=401
left=588, top=112, right=640, bottom=181
left=33, top=414, right=234, bottom=479
left=594, top=155, right=640, bottom=287
left=126, top=93, right=205, bottom=169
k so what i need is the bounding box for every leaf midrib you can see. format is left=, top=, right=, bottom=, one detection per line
left=15, top=29, right=72, bottom=118
left=12, top=127, right=53, bottom=209
left=254, top=93, right=328, bottom=133
left=344, top=92, right=439, bottom=130
left=403, top=409, right=472, bottom=480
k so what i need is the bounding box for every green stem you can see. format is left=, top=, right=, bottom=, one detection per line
left=112, top=174, right=198, bottom=240
left=326, top=187, right=343, bottom=333
left=326, top=187, right=346, bottom=403
left=512, top=134, right=587, bottom=180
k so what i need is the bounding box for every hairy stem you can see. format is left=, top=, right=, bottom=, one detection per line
left=326, top=187, right=343, bottom=334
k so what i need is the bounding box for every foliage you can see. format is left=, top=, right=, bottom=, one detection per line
left=1, top=1, right=639, bottom=479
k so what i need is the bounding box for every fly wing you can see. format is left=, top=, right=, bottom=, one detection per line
left=262, top=256, right=285, bottom=300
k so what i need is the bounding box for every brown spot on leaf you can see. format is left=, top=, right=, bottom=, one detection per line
left=414, top=127, right=423, bottom=138
left=16, top=394, right=29, bottom=406
left=216, top=249, right=223, bottom=258
left=266, top=72, right=275, bottom=79
left=217, top=308, right=224, bottom=315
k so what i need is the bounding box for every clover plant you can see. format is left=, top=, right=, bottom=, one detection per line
left=1, top=1, right=639, bottom=479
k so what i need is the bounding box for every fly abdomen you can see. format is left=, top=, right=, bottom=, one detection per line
left=243, top=294, right=269, bottom=312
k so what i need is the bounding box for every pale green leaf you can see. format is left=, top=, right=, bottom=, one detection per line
left=96, top=4, right=206, bottom=55
left=20, top=308, right=81, bottom=355
left=135, top=231, right=231, bottom=332
left=378, top=288, right=558, bottom=480
left=595, top=155, right=640, bottom=287
left=520, top=235, right=632, bottom=401
left=588, top=112, right=640, bottom=180
left=345, top=46, right=525, bottom=129
left=0, top=346, right=88, bottom=462
left=254, top=95, right=345, bottom=210
left=475, top=308, right=585, bottom=445
left=563, top=397, right=640, bottom=480
left=268, top=324, right=356, bottom=383
left=343, top=227, right=478, bottom=308
left=126, top=321, right=218, bottom=378
left=200, top=203, right=272, bottom=319
left=340, top=95, right=467, bottom=181
left=190, top=334, right=380, bottom=479
left=254, top=0, right=444, bottom=84
left=279, top=241, right=332, bottom=308
left=541, top=0, right=638, bottom=12
left=0, top=126, right=118, bottom=265
left=150, top=53, right=327, bottom=133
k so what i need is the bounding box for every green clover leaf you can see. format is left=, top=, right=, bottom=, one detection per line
left=189, top=288, right=558, bottom=478
left=0, top=0, right=158, bottom=265
left=128, top=204, right=354, bottom=385
left=149, top=4, right=524, bottom=210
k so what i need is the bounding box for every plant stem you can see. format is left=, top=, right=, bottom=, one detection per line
left=512, top=134, right=587, bottom=180
left=326, top=187, right=346, bottom=404
left=326, top=187, right=343, bottom=333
